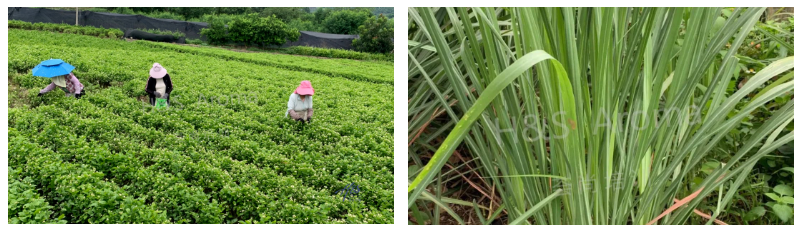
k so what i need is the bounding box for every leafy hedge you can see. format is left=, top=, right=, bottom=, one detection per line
left=321, top=9, right=372, bottom=35
left=202, top=14, right=300, bottom=47
left=8, top=20, right=123, bottom=39
left=8, top=167, right=67, bottom=224
left=136, top=28, right=186, bottom=39
left=185, top=38, right=204, bottom=45
left=352, top=15, right=394, bottom=54
left=285, top=46, right=393, bottom=62
left=8, top=130, right=172, bottom=223
left=201, top=17, right=230, bottom=45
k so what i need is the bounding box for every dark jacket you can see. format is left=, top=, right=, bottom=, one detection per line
left=145, top=74, right=173, bottom=97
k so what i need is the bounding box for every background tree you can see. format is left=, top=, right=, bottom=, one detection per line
left=314, top=8, right=333, bottom=23
left=129, top=7, right=171, bottom=14
left=214, top=7, right=253, bottom=15
left=93, top=7, right=389, bottom=35
left=372, top=7, right=394, bottom=18
left=260, top=7, right=307, bottom=22
left=227, top=14, right=300, bottom=47
left=321, top=9, right=372, bottom=34
left=199, top=17, right=229, bottom=45
left=288, top=13, right=322, bottom=32
left=352, top=14, right=393, bottom=53
left=173, top=7, right=214, bottom=21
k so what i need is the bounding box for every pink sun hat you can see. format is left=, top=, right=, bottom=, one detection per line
left=294, top=80, right=314, bottom=95
left=149, top=63, right=168, bottom=78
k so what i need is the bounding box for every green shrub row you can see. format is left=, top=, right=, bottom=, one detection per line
left=186, top=38, right=204, bottom=45
left=8, top=167, right=67, bottom=224
left=8, top=29, right=159, bottom=52
left=8, top=44, right=150, bottom=85
left=9, top=92, right=380, bottom=223
left=136, top=28, right=186, bottom=39
left=18, top=108, right=227, bottom=223
left=8, top=129, right=171, bottom=223
left=137, top=41, right=393, bottom=84
left=285, top=46, right=393, bottom=62
left=8, top=20, right=124, bottom=39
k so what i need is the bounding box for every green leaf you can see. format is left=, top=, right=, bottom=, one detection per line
left=408, top=164, right=421, bottom=177
left=509, top=189, right=563, bottom=225
left=701, top=161, right=720, bottom=175
left=407, top=49, right=563, bottom=198
left=752, top=71, right=793, bottom=100
left=766, top=193, right=781, bottom=201
left=744, top=206, right=766, bottom=221
left=712, top=16, right=725, bottom=33
left=722, top=9, right=733, bottom=17
left=771, top=204, right=793, bottom=222
left=778, top=144, right=794, bottom=154
left=408, top=40, right=437, bottom=52
left=774, top=184, right=794, bottom=197
left=778, top=196, right=794, bottom=204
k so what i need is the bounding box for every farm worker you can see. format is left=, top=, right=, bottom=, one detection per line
left=286, top=80, right=314, bottom=123
left=32, top=59, right=85, bottom=99
left=145, top=63, right=174, bottom=106
left=37, top=73, right=85, bottom=99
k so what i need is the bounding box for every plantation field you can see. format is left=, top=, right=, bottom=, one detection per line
left=7, top=29, right=394, bottom=224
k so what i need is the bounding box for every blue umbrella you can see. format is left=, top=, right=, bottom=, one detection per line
left=32, top=59, right=75, bottom=78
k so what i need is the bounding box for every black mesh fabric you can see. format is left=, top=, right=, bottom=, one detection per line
left=282, top=31, right=358, bottom=50
left=83, top=11, right=208, bottom=40
left=9, top=7, right=205, bottom=41
left=82, top=12, right=141, bottom=31
left=8, top=7, right=78, bottom=25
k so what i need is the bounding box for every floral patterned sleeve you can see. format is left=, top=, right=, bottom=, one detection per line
left=39, top=82, right=56, bottom=94
left=69, top=73, right=83, bottom=94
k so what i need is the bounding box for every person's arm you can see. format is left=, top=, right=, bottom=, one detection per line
left=69, top=73, right=82, bottom=94
left=164, top=74, right=173, bottom=94
left=308, top=96, right=313, bottom=117
left=286, top=94, right=297, bottom=117
left=39, top=82, right=56, bottom=94
left=145, top=77, right=155, bottom=96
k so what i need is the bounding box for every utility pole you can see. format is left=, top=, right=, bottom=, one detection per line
left=75, top=8, right=79, bottom=25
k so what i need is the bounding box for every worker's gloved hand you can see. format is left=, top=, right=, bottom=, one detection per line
left=75, top=93, right=82, bottom=99
left=306, top=117, right=312, bottom=123
left=163, top=93, right=169, bottom=99
left=154, top=92, right=162, bottom=98
left=37, top=93, right=43, bottom=97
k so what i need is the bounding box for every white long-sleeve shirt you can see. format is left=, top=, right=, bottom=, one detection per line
left=286, top=93, right=313, bottom=117
left=154, top=78, right=167, bottom=95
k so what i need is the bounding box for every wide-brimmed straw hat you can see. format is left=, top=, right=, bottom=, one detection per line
left=150, top=63, right=168, bottom=78
left=294, top=80, right=314, bottom=95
